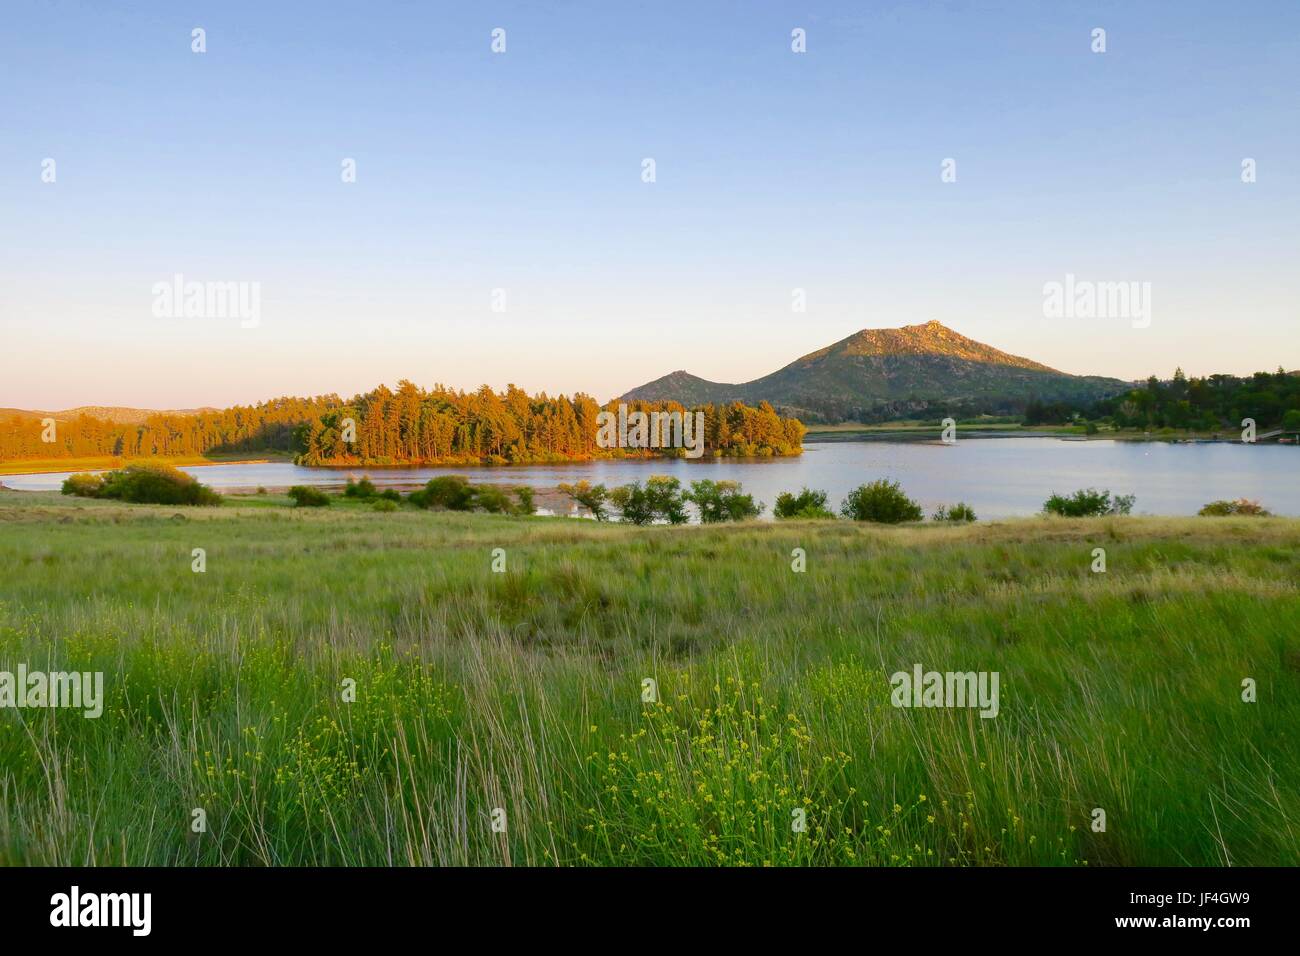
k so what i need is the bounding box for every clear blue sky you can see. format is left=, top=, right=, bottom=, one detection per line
left=2, top=0, right=1297, bottom=409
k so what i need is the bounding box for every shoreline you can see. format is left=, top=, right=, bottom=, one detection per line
left=3, top=486, right=1297, bottom=520
left=0, top=457, right=281, bottom=479
left=0, top=451, right=803, bottom=481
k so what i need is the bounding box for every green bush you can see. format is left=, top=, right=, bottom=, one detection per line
left=372, top=498, right=398, bottom=512
left=344, top=476, right=378, bottom=499
left=407, top=477, right=535, bottom=515
left=409, top=476, right=476, bottom=511
left=379, top=488, right=402, bottom=502
left=93, top=463, right=220, bottom=506
left=773, top=487, right=835, bottom=520
left=610, top=482, right=656, bottom=525
left=840, top=480, right=923, bottom=523
left=474, top=486, right=513, bottom=514
left=61, top=473, right=104, bottom=498
left=1043, top=489, right=1135, bottom=517
left=608, top=476, right=689, bottom=525
left=645, top=476, right=689, bottom=524
left=688, top=479, right=763, bottom=523
left=932, top=502, right=977, bottom=523
left=287, top=485, right=331, bottom=507
left=1198, top=498, right=1271, bottom=517
left=557, top=480, right=610, bottom=521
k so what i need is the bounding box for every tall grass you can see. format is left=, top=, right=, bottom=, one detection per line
left=0, top=491, right=1296, bottom=865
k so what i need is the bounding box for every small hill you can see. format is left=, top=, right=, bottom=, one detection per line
left=617, top=371, right=740, bottom=407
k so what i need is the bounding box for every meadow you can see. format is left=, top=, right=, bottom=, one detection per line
left=0, top=490, right=1297, bottom=866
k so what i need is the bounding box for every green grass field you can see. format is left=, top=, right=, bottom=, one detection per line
left=1, top=490, right=1297, bottom=866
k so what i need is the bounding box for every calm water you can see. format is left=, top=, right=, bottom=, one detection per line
left=3, top=438, right=1296, bottom=518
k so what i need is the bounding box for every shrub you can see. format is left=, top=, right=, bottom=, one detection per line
left=372, top=498, right=398, bottom=512
left=688, top=479, right=763, bottom=523
left=379, top=488, right=402, bottom=502
left=558, top=480, right=610, bottom=521
left=287, top=485, right=331, bottom=507
left=932, top=502, right=977, bottom=523
left=840, top=480, right=923, bottom=523
left=406, top=477, right=535, bottom=514
left=773, top=487, right=835, bottom=520
left=256, top=486, right=267, bottom=495
left=61, top=473, right=104, bottom=498
left=645, top=475, right=689, bottom=524
left=610, top=482, right=656, bottom=525
left=1198, top=498, right=1271, bottom=517
left=344, top=476, right=378, bottom=499
left=474, top=486, right=513, bottom=514
left=1042, top=489, right=1135, bottom=517
left=95, top=463, right=221, bottom=506
left=606, top=476, right=690, bottom=525
left=410, top=476, right=476, bottom=511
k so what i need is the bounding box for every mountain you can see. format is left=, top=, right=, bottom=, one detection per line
left=622, top=321, right=1128, bottom=422
left=0, top=406, right=218, bottom=424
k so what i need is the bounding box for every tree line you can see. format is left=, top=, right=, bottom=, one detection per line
left=295, top=382, right=803, bottom=464
left=0, top=395, right=338, bottom=461
left=1, top=381, right=805, bottom=464
left=1027, top=368, right=1300, bottom=432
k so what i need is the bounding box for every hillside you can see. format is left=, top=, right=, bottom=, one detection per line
left=623, top=321, right=1127, bottom=422
left=0, top=406, right=218, bottom=424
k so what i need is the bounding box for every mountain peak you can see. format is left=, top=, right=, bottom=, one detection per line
left=808, top=322, right=1059, bottom=373
left=621, top=321, right=1125, bottom=420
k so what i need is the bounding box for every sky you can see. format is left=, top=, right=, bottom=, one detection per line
left=1, top=0, right=1297, bottom=410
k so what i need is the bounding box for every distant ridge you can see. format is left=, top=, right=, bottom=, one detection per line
left=622, top=321, right=1128, bottom=422
left=0, top=406, right=218, bottom=425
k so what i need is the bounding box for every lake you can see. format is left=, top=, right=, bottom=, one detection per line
left=2, top=437, right=1295, bottom=519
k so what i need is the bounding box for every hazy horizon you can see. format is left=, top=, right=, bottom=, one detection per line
left=0, top=314, right=1255, bottom=414
left=3, top=0, right=1297, bottom=409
